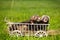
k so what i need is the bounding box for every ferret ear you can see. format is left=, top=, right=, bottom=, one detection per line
left=30, top=16, right=35, bottom=20
left=41, top=15, right=50, bottom=20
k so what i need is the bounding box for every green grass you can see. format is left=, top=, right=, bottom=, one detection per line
left=0, top=0, right=60, bottom=40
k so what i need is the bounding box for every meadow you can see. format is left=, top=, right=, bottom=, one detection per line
left=0, top=0, right=60, bottom=40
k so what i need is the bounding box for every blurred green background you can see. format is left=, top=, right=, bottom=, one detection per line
left=0, top=0, right=60, bottom=40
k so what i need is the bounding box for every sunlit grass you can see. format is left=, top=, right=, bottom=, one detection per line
left=0, top=0, right=60, bottom=40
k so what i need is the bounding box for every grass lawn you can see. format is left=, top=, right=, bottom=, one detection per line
left=0, top=0, right=60, bottom=40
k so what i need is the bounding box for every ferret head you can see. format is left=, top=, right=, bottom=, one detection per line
left=30, top=15, right=38, bottom=21
left=41, top=15, right=50, bottom=22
